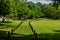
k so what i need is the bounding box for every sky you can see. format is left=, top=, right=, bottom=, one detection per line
left=27, top=0, right=52, bottom=4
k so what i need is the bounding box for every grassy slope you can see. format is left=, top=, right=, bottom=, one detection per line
left=15, top=20, right=33, bottom=35
left=31, top=19, right=60, bottom=34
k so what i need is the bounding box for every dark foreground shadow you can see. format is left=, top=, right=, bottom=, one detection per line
left=11, top=33, right=60, bottom=40
left=0, top=30, right=60, bottom=40
left=37, top=33, right=60, bottom=40
left=0, top=30, right=8, bottom=40
left=12, top=34, right=34, bottom=40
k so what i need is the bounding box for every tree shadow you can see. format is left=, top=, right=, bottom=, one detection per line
left=11, top=32, right=60, bottom=40
left=0, top=21, right=13, bottom=26
left=11, top=33, right=34, bottom=40
left=0, top=29, right=60, bottom=40
left=0, top=30, right=8, bottom=40
left=53, top=30, right=60, bottom=32
left=4, top=21, right=13, bottom=23
left=0, top=23, right=5, bottom=26
left=0, top=31, right=60, bottom=40
left=37, top=33, right=60, bottom=40
left=37, top=29, right=60, bottom=40
left=0, top=24, right=14, bottom=29
left=0, top=21, right=14, bottom=29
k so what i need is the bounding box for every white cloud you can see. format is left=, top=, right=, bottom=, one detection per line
left=27, top=0, right=52, bottom=4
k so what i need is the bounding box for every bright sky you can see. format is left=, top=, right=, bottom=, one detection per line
left=27, top=0, right=52, bottom=4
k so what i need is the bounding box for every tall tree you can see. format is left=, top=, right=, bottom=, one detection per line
left=0, top=0, right=10, bottom=22
left=0, top=0, right=16, bottom=22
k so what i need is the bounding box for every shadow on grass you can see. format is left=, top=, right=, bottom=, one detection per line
left=11, top=33, right=34, bottom=40
left=0, top=23, right=5, bottom=26
left=37, top=33, right=60, bottom=40
left=4, top=21, right=13, bottom=23
left=0, top=30, right=60, bottom=40
left=11, top=33, right=60, bottom=40
left=0, top=24, right=14, bottom=29
left=0, top=21, right=14, bottom=29
left=53, top=30, right=60, bottom=32
left=0, top=30, right=8, bottom=40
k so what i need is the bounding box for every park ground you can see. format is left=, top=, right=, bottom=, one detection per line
left=0, top=18, right=60, bottom=40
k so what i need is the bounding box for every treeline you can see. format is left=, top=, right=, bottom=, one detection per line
left=0, top=0, right=60, bottom=20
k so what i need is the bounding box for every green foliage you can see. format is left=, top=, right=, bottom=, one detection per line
left=0, top=0, right=10, bottom=16
left=0, top=0, right=60, bottom=19
left=43, top=3, right=60, bottom=19
left=52, top=0, right=60, bottom=9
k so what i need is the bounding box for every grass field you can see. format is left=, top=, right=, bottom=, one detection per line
left=0, top=20, right=21, bottom=31
left=0, top=20, right=21, bottom=38
left=30, top=19, right=60, bottom=40
left=15, top=20, right=33, bottom=35
left=31, top=19, right=60, bottom=34
left=14, top=20, right=33, bottom=40
left=13, top=19, right=60, bottom=40
left=1, top=19, right=60, bottom=40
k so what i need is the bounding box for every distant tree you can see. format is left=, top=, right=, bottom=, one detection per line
left=52, top=0, right=60, bottom=9
left=44, top=3, right=58, bottom=19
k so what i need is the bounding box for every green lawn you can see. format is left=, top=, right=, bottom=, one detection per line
left=0, top=20, right=21, bottom=31
left=31, top=19, right=60, bottom=34
left=1, top=19, right=60, bottom=40
left=14, top=20, right=33, bottom=40
left=15, top=20, right=33, bottom=35
left=0, top=20, right=21, bottom=38
left=30, top=19, right=60, bottom=40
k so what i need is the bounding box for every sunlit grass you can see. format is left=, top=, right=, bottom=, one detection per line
left=15, top=20, right=33, bottom=35
left=0, top=20, right=21, bottom=31
left=31, top=19, right=60, bottom=34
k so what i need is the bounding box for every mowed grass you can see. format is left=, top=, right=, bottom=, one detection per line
left=0, top=20, right=21, bottom=31
left=13, top=20, right=34, bottom=40
left=15, top=20, right=33, bottom=35
left=31, top=19, right=60, bottom=34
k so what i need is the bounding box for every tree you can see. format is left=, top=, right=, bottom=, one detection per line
left=44, top=3, right=58, bottom=19
left=0, top=0, right=11, bottom=22
left=52, top=0, right=60, bottom=9
left=0, top=0, right=18, bottom=22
